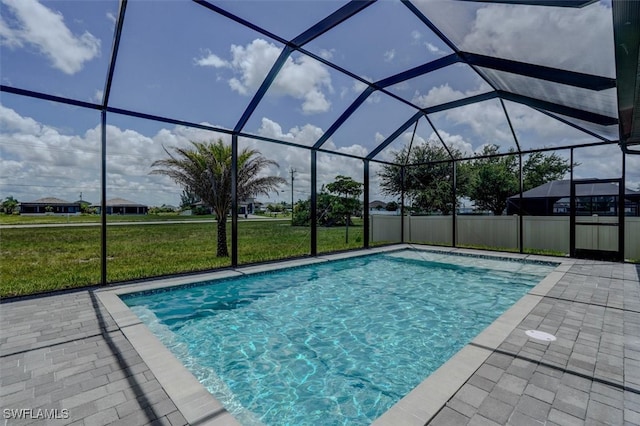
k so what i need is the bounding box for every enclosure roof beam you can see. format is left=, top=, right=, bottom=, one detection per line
left=461, top=52, right=616, bottom=91
left=291, top=1, right=374, bottom=47
left=193, top=0, right=289, bottom=46
left=402, top=0, right=461, bottom=55
left=376, top=54, right=460, bottom=88
left=424, top=113, right=456, bottom=160
left=101, top=0, right=127, bottom=108
left=498, top=91, right=618, bottom=126
left=367, top=111, right=423, bottom=160
left=313, top=87, right=376, bottom=150
left=1, top=85, right=101, bottom=110
left=533, top=109, right=612, bottom=142
left=422, top=91, right=499, bottom=115
left=233, top=45, right=294, bottom=133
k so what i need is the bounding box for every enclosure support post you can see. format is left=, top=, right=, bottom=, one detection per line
left=519, top=153, right=524, bottom=254
left=311, top=150, right=318, bottom=256
left=619, top=151, right=626, bottom=258
left=364, top=160, right=370, bottom=249
left=400, top=166, right=405, bottom=243
left=100, top=111, right=107, bottom=286
left=231, top=134, right=238, bottom=267
left=452, top=160, right=457, bottom=248
left=569, top=148, right=575, bottom=257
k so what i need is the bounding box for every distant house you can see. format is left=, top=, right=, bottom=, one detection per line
left=185, top=198, right=255, bottom=215
left=507, top=180, right=640, bottom=216
left=368, top=200, right=400, bottom=216
left=92, top=198, right=148, bottom=215
left=369, top=200, right=387, bottom=211
left=239, top=198, right=255, bottom=216
left=19, top=197, right=81, bottom=214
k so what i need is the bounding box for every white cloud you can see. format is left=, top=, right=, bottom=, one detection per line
left=253, top=117, right=373, bottom=198
left=353, top=79, right=369, bottom=94
left=199, top=39, right=333, bottom=114
left=0, top=104, right=42, bottom=134
left=318, top=49, right=334, bottom=60
left=194, top=50, right=229, bottom=68
left=430, top=130, right=474, bottom=156
left=0, top=0, right=100, bottom=74
left=412, top=84, right=457, bottom=108
left=411, top=83, right=487, bottom=108
left=3, top=104, right=632, bottom=207
left=92, top=89, right=103, bottom=104
left=0, top=104, right=233, bottom=206
left=425, top=42, right=446, bottom=56
left=461, top=3, right=614, bottom=77
left=106, top=12, right=116, bottom=25
left=383, top=49, right=395, bottom=62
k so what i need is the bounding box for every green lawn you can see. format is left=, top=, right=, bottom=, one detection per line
left=1, top=220, right=365, bottom=297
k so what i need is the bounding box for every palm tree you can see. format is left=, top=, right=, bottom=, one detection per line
left=151, top=139, right=286, bottom=257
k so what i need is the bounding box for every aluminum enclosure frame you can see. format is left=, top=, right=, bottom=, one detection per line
left=1, top=0, right=634, bottom=285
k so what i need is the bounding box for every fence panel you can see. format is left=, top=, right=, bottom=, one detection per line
left=523, top=216, right=569, bottom=253
left=369, top=214, right=639, bottom=260
left=406, top=216, right=453, bottom=246
left=456, top=216, right=518, bottom=250
left=626, top=217, right=640, bottom=260
left=370, top=215, right=402, bottom=243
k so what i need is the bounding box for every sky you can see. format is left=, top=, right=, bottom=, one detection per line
left=1, top=0, right=637, bottom=208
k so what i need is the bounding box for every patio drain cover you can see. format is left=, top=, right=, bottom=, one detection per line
left=525, top=330, right=556, bottom=342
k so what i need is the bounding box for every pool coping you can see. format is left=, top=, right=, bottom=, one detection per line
left=95, top=244, right=574, bottom=425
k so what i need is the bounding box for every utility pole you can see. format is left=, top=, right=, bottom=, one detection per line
left=290, top=168, right=296, bottom=224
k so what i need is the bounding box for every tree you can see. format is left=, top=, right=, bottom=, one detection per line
left=379, top=142, right=464, bottom=214
left=326, top=175, right=363, bottom=243
left=1, top=196, right=19, bottom=214
left=151, top=139, right=286, bottom=257
left=385, top=201, right=399, bottom=211
left=292, top=177, right=363, bottom=230
left=466, top=145, right=519, bottom=215
left=522, top=151, right=572, bottom=191
left=465, top=145, right=573, bottom=215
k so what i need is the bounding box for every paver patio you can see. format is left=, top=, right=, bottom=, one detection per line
left=1, top=252, right=639, bottom=425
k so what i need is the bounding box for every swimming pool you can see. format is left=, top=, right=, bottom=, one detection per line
left=122, top=249, right=556, bottom=425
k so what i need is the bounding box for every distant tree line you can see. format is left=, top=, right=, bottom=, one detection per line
left=379, top=142, right=572, bottom=216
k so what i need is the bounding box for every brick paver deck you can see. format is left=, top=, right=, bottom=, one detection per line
left=0, top=290, right=187, bottom=425
left=1, top=254, right=639, bottom=425
left=430, top=260, right=640, bottom=426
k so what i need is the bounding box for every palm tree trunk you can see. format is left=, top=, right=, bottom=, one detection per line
left=216, top=213, right=229, bottom=257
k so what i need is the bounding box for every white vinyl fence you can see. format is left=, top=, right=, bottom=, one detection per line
left=370, top=215, right=640, bottom=260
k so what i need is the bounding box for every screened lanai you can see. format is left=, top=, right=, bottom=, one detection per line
left=1, top=0, right=639, bottom=293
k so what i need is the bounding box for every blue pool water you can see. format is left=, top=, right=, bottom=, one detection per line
left=123, top=249, right=555, bottom=425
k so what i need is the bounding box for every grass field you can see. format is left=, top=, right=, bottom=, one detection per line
left=0, top=219, right=367, bottom=297
left=4, top=214, right=634, bottom=297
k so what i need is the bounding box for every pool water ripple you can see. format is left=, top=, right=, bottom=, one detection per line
left=125, top=250, right=554, bottom=425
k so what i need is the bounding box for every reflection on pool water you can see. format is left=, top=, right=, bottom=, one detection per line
left=123, top=249, right=555, bottom=425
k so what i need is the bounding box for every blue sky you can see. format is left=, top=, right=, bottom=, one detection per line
left=1, top=0, right=636, bottom=208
